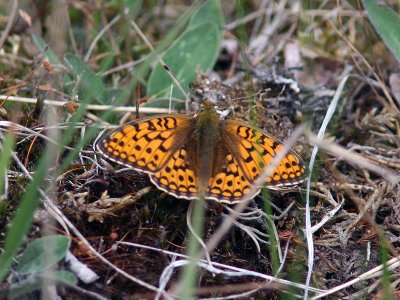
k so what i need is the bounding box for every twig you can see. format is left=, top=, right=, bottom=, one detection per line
left=0, top=95, right=175, bottom=114
left=307, top=133, right=400, bottom=185
left=328, top=20, right=399, bottom=112
left=118, top=241, right=324, bottom=297
left=64, top=283, right=109, bottom=300
left=308, top=199, right=344, bottom=234
left=312, top=255, right=400, bottom=299
left=225, top=9, right=266, bottom=31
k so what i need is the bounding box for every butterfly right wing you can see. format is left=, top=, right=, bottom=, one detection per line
left=204, top=120, right=308, bottom=204
left=96, top=114, right=192, bottom=174
left=223, top=120, right=307, bottom=186
left=206, top=153, right=254, bottom=203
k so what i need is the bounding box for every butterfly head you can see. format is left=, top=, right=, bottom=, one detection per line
left=200, top=99, right=216, bottom=111
left=193, top=99, right=218, bottom=119
left=195, top=99, right=221, bottom=128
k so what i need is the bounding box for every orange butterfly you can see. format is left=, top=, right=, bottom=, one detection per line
left=96, top=100, right=307, bottom=204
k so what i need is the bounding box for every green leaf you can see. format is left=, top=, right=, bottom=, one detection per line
left=31, top=35, right=62, bottom=65
left=188, top=0, right=224, bottom=29
left=262, top=189, right=279, bottom=274
left=147, top=22, right=222, bottom=105
left=364, top=0, right=400, bottom=62
left=123, top=0, right=142, bottom=18
left=64, top=54, right=107, bottom=103
left=131, top=3, right=203, bottom=107
left=49, top=270, right=78, bottom=286
left=16, top=235, right=71, bottom=274
left=8, top=270, right=77, bottom=299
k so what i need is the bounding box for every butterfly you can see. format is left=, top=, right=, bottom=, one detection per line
left=96, top=100, right=307, bottom=204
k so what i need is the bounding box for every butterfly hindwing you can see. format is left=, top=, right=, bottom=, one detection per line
left=150, top=148, right=198, bottom=199
left=151, top=147, right=255, bottom=204
left=207, top=153, right=253, bottom=203
left=97, top=115, right=191, bottom=173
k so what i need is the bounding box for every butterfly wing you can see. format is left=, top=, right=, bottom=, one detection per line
left=224, top=120, right=307, bottom=186
left=204, top=120, right=308, bottom=204
left=206, top=153, right=253, bottom=203
left=96, top=114, right=192, bottom=174
left=149, top=148, right=198, bottom=200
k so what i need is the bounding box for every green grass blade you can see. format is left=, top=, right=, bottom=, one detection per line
left=380, top=241, right=394, bottom=300
left=0, top=136, right=59, bottom=281
left=262, top=189, right=279, bottom=273
left=178, top=200, right=206, bottom=300
left=0, top=133, right=15, bottom=199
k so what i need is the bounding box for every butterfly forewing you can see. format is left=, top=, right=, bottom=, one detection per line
left=97, top=115, right=191, bottom=173
left=223, top=120, right=307, bottom=187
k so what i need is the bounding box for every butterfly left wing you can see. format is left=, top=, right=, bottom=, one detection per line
left=96, top=114, right=192, bottom=173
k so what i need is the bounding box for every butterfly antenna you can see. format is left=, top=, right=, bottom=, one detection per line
left=130, top=20, right=190, bottom=111
left=168, top=84, right=173, bottom=114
